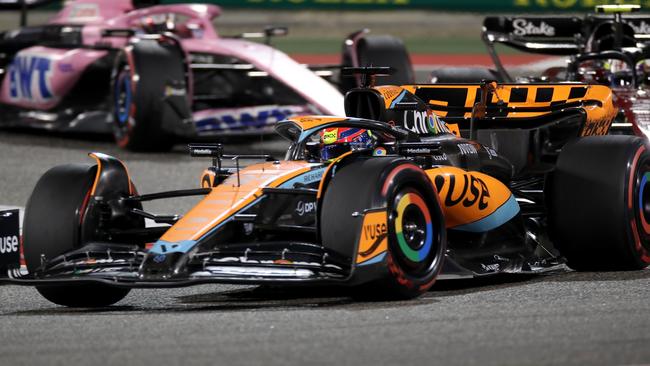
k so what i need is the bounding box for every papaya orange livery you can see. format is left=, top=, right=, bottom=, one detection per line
left=401, top=84, right=617, bottom=136
left=160, top=161, right=315, bottom=243
left=426, top=166, right=520, bottom=231
left=374, top=85, right=409, bottom=109
left=356, top=210, right=389, bottom=265
left=15, top=72, right=650, bottom=305
left=200, top=169, right=215, bottom=188
left=284, top=116, right=348, bottom=132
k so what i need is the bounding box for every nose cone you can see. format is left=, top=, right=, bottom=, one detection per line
left=138, top=240, right=196, bottom=280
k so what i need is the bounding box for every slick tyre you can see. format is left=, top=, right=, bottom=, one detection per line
left=340, top=34, right=414, bottom=92
left=23, top=164, right=130, bottom=307
left=111, top=39, right=185, bottom=151
left=383, top=186, right=445, bottom=299
left=548, top=135, right=650, bottom=270
left=320, top=158, right=446, bottom=299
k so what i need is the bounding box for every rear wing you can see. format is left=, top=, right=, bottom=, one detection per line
left=483, top=14, right=650, bottom=54
left=483, top=16, right=583, bottom=55
left=588, top=14, right=650, bottom=41
left=482, top=15, right=583, bottom=81
left=483, top=7, right=650, bottom=81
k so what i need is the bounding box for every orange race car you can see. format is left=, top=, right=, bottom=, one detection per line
left=1, top=68, right=649, bottom=307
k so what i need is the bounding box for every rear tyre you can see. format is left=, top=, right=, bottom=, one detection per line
left=111, top=39, right=186, bottom=151
left=23, top=164, right=131, bottom=307
left=548, top=135, right=650, bottom=270
left=320, top=158, right=446, bottom=300
left=340, top=34, right=414, bottom=92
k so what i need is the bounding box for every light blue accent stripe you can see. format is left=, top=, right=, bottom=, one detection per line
left=149, top=240, right=197, bottom=255
left=358, top=252, right=387, bottom=266
left=299, top=128, right=316, bottom=143
left=451, top=194, right=520, bottom=233
left=389, top=90, right=407, bottom=109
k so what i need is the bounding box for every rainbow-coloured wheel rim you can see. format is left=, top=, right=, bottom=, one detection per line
left=394, top=192, right=434, bottom=265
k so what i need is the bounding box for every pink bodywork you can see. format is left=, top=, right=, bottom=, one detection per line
left=1, top=46, right=108, bottom=110
left=0, top=0, right=345, bottom=116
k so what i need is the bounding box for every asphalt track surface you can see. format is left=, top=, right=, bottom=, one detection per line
left=2, top=130, right=650, bottom=366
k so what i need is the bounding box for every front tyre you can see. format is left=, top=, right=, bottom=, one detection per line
left=23, top=164, right=131, bottom=307
left=320, top=158, right=446, bottom=300
left=384, top=186, right=444, bottom=299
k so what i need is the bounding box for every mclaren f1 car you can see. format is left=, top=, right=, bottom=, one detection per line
left=2, top=68, right=649, bottom=307
left=0, top=0, right=412, bottom=151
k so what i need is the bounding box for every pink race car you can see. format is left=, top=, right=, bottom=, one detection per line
left=0, top=0, right=413, bottom=150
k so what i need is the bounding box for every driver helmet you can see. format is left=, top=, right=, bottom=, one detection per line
left=320, top=128, right=375, bottom=162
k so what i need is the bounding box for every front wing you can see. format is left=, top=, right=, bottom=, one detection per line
left=0, top=241, right=567, bottom=288
left=1, top=241, right=352, bottom=288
